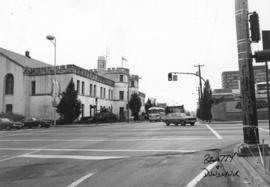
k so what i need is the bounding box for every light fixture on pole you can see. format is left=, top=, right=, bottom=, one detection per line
left=46, top=35, right=57, bottom=126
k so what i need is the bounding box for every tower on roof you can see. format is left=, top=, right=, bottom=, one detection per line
left=97, top=56, right=106, bottom=74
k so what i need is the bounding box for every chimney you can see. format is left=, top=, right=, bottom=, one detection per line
left=25, top=51, right=31, bottom=58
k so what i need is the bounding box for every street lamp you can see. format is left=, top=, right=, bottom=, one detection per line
left=46, top=35, right=56, bottom=126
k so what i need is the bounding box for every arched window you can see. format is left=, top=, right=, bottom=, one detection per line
left=5, top=74, right=14, bottom=95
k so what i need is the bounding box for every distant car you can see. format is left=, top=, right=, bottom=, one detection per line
left=22, top=118, right=51, bottom=128
left=0, top=118, right=24, bottom=130
left=162, top=112, right=197, bottom=126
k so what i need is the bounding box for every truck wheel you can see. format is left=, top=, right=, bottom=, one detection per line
left=190, top=122, right=195, bottom=126
left=174, top=123, right=178, bottom=126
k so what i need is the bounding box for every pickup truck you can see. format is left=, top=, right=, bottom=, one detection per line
left=161, top=112, right=197, bottom=126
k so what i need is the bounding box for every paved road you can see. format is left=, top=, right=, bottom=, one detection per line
left=0, top=121, right=269, bottom=187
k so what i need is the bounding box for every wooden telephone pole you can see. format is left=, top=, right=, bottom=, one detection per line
left=235, top=0, right=259, bottom=144
left=194, top=64, right=204, bottom=99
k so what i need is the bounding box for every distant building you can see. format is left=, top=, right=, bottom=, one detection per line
left=212, top=66, right=270, bottom=121
left=156, top=103, right=167, bottom=109
left=222, top=65, right=270, bottom=89
left=0, top=47, right=145, bottom=120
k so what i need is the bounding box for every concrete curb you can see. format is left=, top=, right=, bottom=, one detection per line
left=52, top=121, right=148, bottom=128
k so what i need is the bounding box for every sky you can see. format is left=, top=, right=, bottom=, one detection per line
left=1, top=0, right=270, bottom=111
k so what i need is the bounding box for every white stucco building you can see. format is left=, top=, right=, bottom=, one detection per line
left=0, top=47, right=145, bottom=120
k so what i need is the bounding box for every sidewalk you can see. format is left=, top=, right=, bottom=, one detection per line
left=233, top=143, right=270, bottom=187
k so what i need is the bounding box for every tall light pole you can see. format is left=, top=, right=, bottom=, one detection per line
left=46, top=35, right=57, bottom=126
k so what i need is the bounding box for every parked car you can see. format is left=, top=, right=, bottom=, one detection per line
left=11, top=120, right=24, bottom=129
left=22, top=118, right=51, bottom=128
left=0, top=118, right=24, bottom=130
left=94, top=112, right=117, bottom=122
left=0, top=118, right=13, bottom=130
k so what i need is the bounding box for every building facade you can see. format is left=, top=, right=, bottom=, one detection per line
left=0, top=47, right=145, bottom=120
left=222, top=65, right=270, bottom=89
left=212, top=65, right=270, bottom=121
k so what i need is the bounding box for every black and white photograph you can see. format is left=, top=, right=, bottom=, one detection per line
left=0, top=0, right=270, bottom=186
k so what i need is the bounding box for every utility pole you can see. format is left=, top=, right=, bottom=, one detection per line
left=194, top=64, right=204, bottom=100
left=265, top=62, right=270, bottom=135
left=194, top=64, right=204, bottom=99
left=235, top=0, right=259, bottom=144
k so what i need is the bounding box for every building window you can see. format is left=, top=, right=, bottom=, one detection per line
left=90, top=84, right=93, bottom=96
left=94, top=85, right=96, bottom=97
left=31, top=81, right=36, bottom=95
left=77, top=80, right=80, bottom=94
left=120, top=75, right=124, bottom=82
left=104, top=88, right=106, bottom=98
left=119, top=91, right=124, bottom=100
left=100, top=87, right=103, bottom=98
left=111, top=90, right=113, bottom=100
left=81, top=81, right=85, bottom=95
left=81, top=104, right=84, bottom=117
left=5, top=74, right=14, bottom=95
left=131, top=81, right=135, bottom=87
left=6, top=104, right=12, bottom=113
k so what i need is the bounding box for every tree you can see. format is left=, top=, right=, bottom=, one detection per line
left=128, top=93, right=142, bottom=121
left=56, top=78, right=81, bottom=123
left=200, top=80, right=213, bottom=121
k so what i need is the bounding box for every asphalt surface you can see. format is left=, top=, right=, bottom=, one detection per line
left=0, top=121, right=269, bottom=187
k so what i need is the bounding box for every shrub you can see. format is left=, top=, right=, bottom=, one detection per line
left=0, top=113, right=25, bottom=121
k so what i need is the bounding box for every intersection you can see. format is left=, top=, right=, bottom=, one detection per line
left=0, top=121, right=269, bottom=187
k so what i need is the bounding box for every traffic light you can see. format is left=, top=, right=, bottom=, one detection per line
left=262, top=31, right=270, bottom=50
left=249, top=12, right=260, bottom=43
left=168, top=73, right=172, bottom=81
left=253, top=49, right=270, bottom=63
left=173, top=74, right=178, bottom=81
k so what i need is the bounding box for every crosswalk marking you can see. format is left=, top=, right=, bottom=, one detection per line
left=0, top=147, right=196, bottom=153
left=18, top=154, right=127, bottom=160
left=205, top=124, right=223, bottom=139
left=0, top=137, right=217, bottom=142
left=68, top=173, right=94, bottom=187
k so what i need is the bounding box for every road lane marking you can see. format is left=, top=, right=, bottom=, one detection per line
left=67, top=173, right=94, bottom=187
left=0, top=137, right=217, bottom=142
left=205, top=124, right=223, bottom=139
left=18, top=154, right=127, bottom=160
left=0, top=150, right=40, bottom=162
left=0, top=148, right=196, bottom=153
left=185, top=161, right=218, bottom=187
